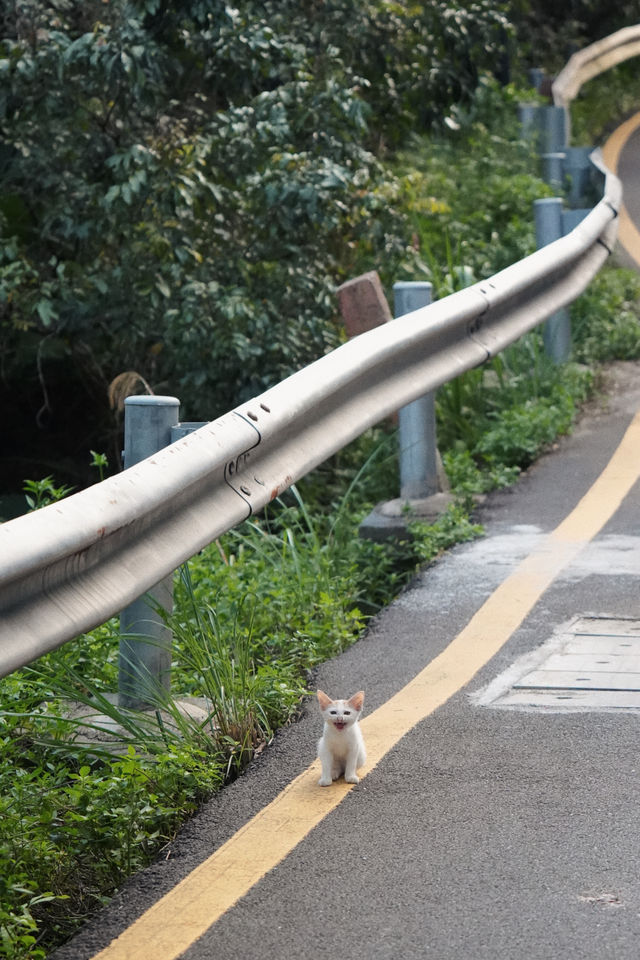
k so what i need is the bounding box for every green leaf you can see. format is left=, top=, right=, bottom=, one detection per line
left=35, top=299, right=57, bottom=327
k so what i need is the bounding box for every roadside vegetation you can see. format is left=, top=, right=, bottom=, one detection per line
left=2, top=2, right=640, bottom=957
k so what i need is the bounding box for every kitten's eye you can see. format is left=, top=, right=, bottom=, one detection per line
left=329, top=710, right=337, bottom=714
left=344, top=710, right=351, bottom=715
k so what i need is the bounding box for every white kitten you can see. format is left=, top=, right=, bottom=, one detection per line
left=316, top=689, right=366, bottom=786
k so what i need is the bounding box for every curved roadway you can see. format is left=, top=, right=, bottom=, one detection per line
left=603, top=113, right=640, bottom=269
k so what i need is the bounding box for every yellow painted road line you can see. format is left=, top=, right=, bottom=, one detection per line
left=93, top=412, right=640, bottom=960
left=602, top=112, right=640, bottom=269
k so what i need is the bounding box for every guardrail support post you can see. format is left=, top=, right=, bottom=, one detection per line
left=541, top=105, right=568, bottom=153
left=564, top=146, right=595, bottom=206
left=118, top=396, right=180, bottom=710
left=518, top=104, right=568, bottom=154
left=534, top=198, right=571, bottom=363
left=542, top=152, right=566, bottom=191
left=518, top=103, right=540, bottom=145
left=528, top=68, right=546, bottom=92
left=394, top=282, right=438, bottom=500
left=358, top=280, right=453, bottom=541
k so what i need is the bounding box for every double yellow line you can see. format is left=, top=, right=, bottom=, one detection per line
left=94, top=411, right=640, bottom=960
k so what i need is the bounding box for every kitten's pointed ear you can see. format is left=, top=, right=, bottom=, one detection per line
left=348, top=690, right=364, bottom=712
left=317, top=690, right=332, bottom=711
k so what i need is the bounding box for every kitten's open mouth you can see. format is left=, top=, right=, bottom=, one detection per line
left=334, top=721, right=346, bottom=730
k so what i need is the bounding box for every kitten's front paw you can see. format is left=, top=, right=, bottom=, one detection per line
left=344, top=773, right=360, bottom=784
left=318, top=776, right=332, bottom=787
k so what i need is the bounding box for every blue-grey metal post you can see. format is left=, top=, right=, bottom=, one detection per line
left=542, top=152, right=566, bottom=191
left=518, top=104, right=540, bottom=146
left=119, top=395, right=180, bottom=710
left=393, top=282, right=437, bottom=500
left=563, top=146, right=593, bottom=206
left=534, top=198, right=571, bottom=363
left=540, top=105, right=568, bottom=153
left=528, top=68, right=545, bottom=92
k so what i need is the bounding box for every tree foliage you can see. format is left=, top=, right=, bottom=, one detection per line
left=2, top=1, right=628, bottom=488
left=509, top=0, right=640, bottom=70
left=0, top=0, right=510, bottom=484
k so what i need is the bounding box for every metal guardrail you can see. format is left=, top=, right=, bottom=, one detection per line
left=552, top=25, right=640, bottom=110
left=0, top=151, right=620, bottom=678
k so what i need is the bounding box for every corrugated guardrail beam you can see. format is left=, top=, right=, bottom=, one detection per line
left=0, top=153, right=620, bottom=678
left=553, top=24, right=640, bottom=109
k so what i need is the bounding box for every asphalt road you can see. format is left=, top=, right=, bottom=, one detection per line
left=50, top=359, right=640, bottom=960
left=618, top=121, right=640, bottom=235
left=603, top=111, right=640, bottom=271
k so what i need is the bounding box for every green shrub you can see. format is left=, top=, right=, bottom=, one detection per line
left=390, top=78, right=552, bottom=291
left=571, top=267, right=640, bottom=365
